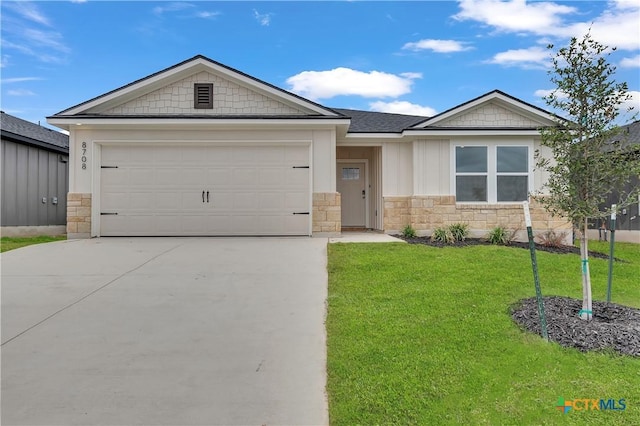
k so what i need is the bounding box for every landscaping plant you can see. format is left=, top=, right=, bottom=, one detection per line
left=448, top=223, right=469, bottom=242
left=401, top=224, right=417, bottom=238
left=430, top=226, right=454, bottom=244
left=535, top=32, right=640, bottom=320
left=487, top=226, right=509, bottom=245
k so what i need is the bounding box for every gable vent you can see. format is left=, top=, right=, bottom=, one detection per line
left=194, top=83, right=213, bottom=109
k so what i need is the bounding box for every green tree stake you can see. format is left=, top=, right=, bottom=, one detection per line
left=523, top=202, right=549, bottom=340
left=607, top=204, right=617, bottom=302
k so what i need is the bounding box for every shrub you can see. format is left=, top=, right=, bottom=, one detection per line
left=402, top=224, right=417, bottom=238
left=536, top=230, right=569, bottom=247
left=487, top=226, right=520, bottom=245
left=431, top=227, right=454, bottom=244
left=449, top=223, right=469, bottom=242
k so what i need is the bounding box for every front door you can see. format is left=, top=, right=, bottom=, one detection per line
left=337, top=161, right=367, bottom=227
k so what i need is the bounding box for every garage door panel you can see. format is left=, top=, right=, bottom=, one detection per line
left=258, top=169, right=284, bottom=186
left=206, top=169, right=231, bottom=186
left=100, top=144, right=310, bottom=236
left=130, top=169, right=155, bottom=185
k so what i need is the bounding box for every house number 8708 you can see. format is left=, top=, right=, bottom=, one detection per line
left=81, top=142, right=87, bottom=169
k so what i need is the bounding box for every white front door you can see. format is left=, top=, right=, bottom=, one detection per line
left=99, top=144, right=310, bottom=236
left=337, top=161, right=367, bottom=227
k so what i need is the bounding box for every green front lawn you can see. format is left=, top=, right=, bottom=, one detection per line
left=0, top=235, right=66, bottom=253
left=327, top=241, right=639, bottom=425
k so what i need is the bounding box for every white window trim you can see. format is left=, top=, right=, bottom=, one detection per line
left=451, top=140, right=534, bottom=204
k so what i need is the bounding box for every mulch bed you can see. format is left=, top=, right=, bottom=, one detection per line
left=397, top=235, right=638, bottom=356
left=512, top=296, right=640, bottom=357
left=396, top=235, right=617, bottom=260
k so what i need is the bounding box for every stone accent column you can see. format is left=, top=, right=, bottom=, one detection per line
left=312, top=192, right=341, bottom=236
left=67, top=193, right=91, bottom=239
left=383, top=196, right=411, bottom=234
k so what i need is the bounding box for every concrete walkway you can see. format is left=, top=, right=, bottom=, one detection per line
left=1, top=238, right=328, bottom=426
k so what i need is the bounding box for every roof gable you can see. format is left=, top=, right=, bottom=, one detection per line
left=53, top=55, right=341, bottom=117
left=412, top=90, right=557, bottom=129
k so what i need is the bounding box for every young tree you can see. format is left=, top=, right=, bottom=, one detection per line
left=535, top=32, right=640, bottom=321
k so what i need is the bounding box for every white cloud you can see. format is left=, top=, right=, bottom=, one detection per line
left=612, top=0, right=639, bottom=10
left=487, top=46, right=550, bottom=68
left=196, top=11, right=221, bottom=19
left=583, top=5, right=640, bottom=51
left=402, top=39, right=472, bottom=53
left=153, top=2, right=194, bottom=15
left=3, top=2, right=52, bottom=27
left=1, top=77, right=43, bottom=84
left=70, top=0, right=88, bottom=3
left=7, top=89, right=36, bottom=96
left=453, top=0, right=576, bottom=34
left=1, top=3, right=70, bottom=64
left=286, top=68, right=421, bottom=100
left=620, top=90, right=640, bottom=114
left=22, top=28, right=71, bottom=54
left=534, top=88, right=568, bottom=99
left=369, top=101, right=436, bottom=116
left=453, top=0, right=640, bottom=51
left=253, top=9, right=272, bottom=26
left=535, top=89, right=639, bottom=116
left=620, top=55, right=640, bottom=68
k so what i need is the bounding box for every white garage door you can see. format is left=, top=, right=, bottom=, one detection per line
left=100, top=144, right=310, bottom=236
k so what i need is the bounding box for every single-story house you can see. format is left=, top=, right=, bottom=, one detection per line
left=1, top=111, right=69, bottom=236
left=47, top=55, right=570, bottom=240
left=589, top=120, right=640, bottom=243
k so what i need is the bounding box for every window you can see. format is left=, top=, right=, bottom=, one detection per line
left=194, top=83, right=213, bottom=109
left=342, top=167, right=360, bottom=180
left=455, top=145, right=530, bottom=203
left=497, top=146, right=528, bottom=201
left=455, top=146, right=487, bottom=202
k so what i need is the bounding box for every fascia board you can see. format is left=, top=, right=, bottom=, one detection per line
left=47, top=116, right=351, bottom=129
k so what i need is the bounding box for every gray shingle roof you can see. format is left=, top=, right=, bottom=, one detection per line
left=332, top=108, right=428, bottom=133
left=615, top=120, right=640, bottom=144
left=1, top=111, right=69, bottom=151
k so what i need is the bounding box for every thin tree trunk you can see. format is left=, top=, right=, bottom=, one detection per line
left=579, top=219, right=593, bottom=320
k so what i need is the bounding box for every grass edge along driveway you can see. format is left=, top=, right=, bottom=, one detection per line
left=1, top=235, right=66, bottom=253
left=326, top=241, right=639, bottom=425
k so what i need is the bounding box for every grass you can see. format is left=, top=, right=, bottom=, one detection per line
left=0, top=235, right=66, bottom=253
left=327, top=241, right=640, bottom=425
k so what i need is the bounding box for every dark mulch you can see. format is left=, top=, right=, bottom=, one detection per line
left=396, top=235, right=617, bottom=260
left=512, top=296, right=640, bottom=357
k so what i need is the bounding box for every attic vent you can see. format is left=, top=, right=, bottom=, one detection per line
left=194, top=83, right=213, bottom=109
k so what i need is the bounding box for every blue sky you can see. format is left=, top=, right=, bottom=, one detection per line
left=1, top=1, right=639, bottom=128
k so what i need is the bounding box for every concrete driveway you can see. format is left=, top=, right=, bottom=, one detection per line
left=1, top=237, right=328, bottom=426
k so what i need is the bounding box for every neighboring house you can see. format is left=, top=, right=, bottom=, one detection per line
left=47, top=55, right=570, bottom=239
left=1, top=111, right=69, bottom=236
left=589, top=120, right=640, bottom=243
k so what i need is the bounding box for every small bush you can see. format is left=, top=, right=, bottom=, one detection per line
left=431, top=227, right=455, bottom=244
left=449, top=223, right=469, bottom=242
left=536, top=230, right=569, bottom=247
left=402, top=224, right=417, bottom=238
left=486, top=226, right=520, bottom=245
left=487, top=227, right=509, bottom=245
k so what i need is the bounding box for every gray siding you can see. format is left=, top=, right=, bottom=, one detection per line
left=1, top=139, right=68, bottom=226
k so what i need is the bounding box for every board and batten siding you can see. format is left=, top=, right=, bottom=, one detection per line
left=1, top=140, right=68, bottom=226
left=382, top=142, right=413, bottom=196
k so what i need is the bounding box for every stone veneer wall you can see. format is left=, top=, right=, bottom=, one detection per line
left=67, top=193, right=91, bottom=239
left=313, top=192, right=341, bottom=235
left=384, top=195, right=572, bottom=241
